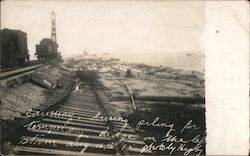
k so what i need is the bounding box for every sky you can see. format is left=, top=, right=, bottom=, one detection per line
left=1, top=0, right=205, bottom=60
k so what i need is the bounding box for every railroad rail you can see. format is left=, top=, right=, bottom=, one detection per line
left=2, top=85, right=151, bottom=155
left=0, top=60, right=46, bottom=73
left=120, top=80, right=137, bottom=110
left=0, top=64, right=45, bottom=80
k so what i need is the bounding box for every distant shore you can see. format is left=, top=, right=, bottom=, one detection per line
left=62, top=52, right=205, bottom=72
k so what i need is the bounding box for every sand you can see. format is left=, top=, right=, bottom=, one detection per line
left=0, top=82, right=46, bottom=120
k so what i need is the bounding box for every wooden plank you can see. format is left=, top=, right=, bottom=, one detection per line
left=67, top=98, right=97, bottom=102
left=23, top=128, right=112, bottom=141
left=25, top=122, right=105, bottom=134
left=14, top=146, right=113, bottom=156
left=115, top=123, right=133, bottom=129
left=124, top=139, right=145, bottom=145
left=63, top=103, right=100, bottom=109
left=114, top=128, right=136, bottom=134
left=53, top=111, right=102, bottom=118
left=41, top=118, right=108, bottom=130
left=63, top=103, right=100, bottom=108
left=19, top=136, right=115, bottom=150
left=20, top=113, right=103, bottom=123
left=43, top=113, right=104, bottom=123
left=62, top=104, right=100, bottom=110
left=43, top=116, right=107, bottom=126
left=128, top=146, right=152, bottom=154
left=58, top=108, right=100, bottom=116
left=60, top=106, right=101, bottom=113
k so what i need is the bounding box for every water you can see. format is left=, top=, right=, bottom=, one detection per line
left=61, top=51, right=205, bottom=72
left=110, top=52, right=205, bottom=72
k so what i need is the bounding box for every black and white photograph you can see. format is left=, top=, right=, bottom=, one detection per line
left=0, top=0, right=248, bottom=155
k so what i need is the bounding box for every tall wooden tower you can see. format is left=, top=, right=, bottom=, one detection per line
left=51, top=11, right=57, bottom=43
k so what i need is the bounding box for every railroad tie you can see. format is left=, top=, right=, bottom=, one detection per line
left=6, top=87, right=152, bottom=155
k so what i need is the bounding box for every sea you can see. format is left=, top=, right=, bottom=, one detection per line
left=58, top=51, right=205, bottom=73
left=109, top=52, right=205, bottom=72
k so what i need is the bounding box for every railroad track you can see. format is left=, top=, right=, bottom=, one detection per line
left=0, top=64, right=45, bottom=80
left=3, top=85, right=152, bottom=155
left=0, top=60, right=46, bottom=73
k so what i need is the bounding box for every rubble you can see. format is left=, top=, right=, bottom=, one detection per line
left=0, top=65, right=71, bottom=120
left=0, top=82, right=46, bottom=120
left=63, top=54, right=205, bottom=98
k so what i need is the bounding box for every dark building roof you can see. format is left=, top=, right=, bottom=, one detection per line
left=0, top=28, right=27, bottom=35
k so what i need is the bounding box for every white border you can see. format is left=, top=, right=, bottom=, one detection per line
left=205, top=1, right=249, bottom=155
